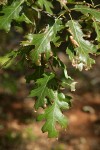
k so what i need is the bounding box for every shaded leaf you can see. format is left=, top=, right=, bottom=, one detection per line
left=16, top=13, right=32, bottom=24
left=0, top=0, right=31, bottom=32
left=93, top=21, right=100, bottom=42
left=74, top=5, right=100, bottom=22
left=37, top=0, right=53, bottom=14
left=53, top=56, right=76, bottom=91
left=67, top=0, right=75, bottom=2
left=29, top=73, right=55, bottom=109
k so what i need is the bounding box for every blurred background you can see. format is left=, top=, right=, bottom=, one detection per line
left=0, top=28, right=100, bottom=150
left=0, top=0, right=100, bottom=149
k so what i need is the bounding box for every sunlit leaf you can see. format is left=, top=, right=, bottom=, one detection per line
left=37, top=91, right=70, bottom=137
left=22, top=19, right=63, bottom=64
left=0, top=51, right=18, bottom=68
left=66, top=20, right=97, bottom=70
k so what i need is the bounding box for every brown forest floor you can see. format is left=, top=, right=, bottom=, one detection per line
left=0, top=56, right=100, bottom=150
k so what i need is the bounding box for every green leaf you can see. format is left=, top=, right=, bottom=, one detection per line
left=0, top=0, right=31, bottom=32
left=37, top=0, right=53, bottom=14
left=0, top=51, right=18, bottom=68
left=53, top=56, right=76, bottom=91
left=62, top=79, right=77, bottom=91
left=53, top=56, right=71, bottom=79
left=37, top=91, right=70, bottom=138
left=74, top=5, right=100, bottom=22
left=29, top=73, right=55, bottom=109
left=93, top=20, right=100, bottom=42
left=66, top=20, right=97, bottom=70
left=16, top=13, right=32, bottom=24
left=25, top=66, right=44, bottom=83
left=67, top=0, right=75, bottom=2
left=22, top=19, right=63, bottom=64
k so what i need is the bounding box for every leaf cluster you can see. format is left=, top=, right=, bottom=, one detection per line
left=0, top=0, right=100, bottom=137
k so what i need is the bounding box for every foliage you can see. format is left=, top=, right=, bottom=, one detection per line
left=0, top=0, right=100, bottom=138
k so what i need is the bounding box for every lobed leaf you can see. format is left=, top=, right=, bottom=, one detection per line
left=37, top=0, right=53, bottom=14
left=0, top=0, right=31, bottom=32
left=22, top=19, right=63, bottom=65
left=66, top=20, right=97, bottom=70
left=37, top=91, right=70, bottom=138
left=74, top=5, right=100, bottom=22
left=29, top=73, right=55, bottom=109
